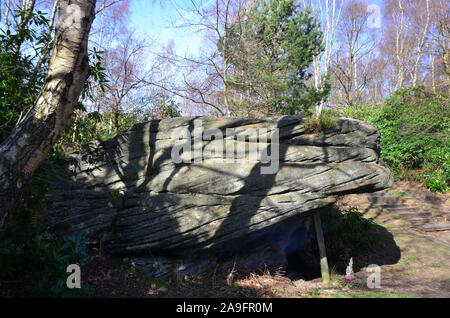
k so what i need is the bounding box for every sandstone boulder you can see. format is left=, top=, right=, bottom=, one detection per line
left=45, top=116, right=393, bottom=278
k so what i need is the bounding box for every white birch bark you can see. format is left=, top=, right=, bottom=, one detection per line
left=0, top=0, right=97, bottom=234
left=412, top=0, right=430, bottom=86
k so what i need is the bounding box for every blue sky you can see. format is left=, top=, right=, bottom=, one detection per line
left=128, top=0, right=385, bottom=57
left=129, top=0, right=213, bottom=56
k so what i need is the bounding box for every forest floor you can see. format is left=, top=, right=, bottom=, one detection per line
left=82, top=180, right=450, bottom=298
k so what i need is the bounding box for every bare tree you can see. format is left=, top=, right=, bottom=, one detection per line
left=427, top=0, right=450, bottom=95
left=331, top=0, right=378, bottom=108
left=101, top=30, right=150, bottom=132
left=150, top=0, right=251, bottom=116
left=379, top=0, right=413, bottom=91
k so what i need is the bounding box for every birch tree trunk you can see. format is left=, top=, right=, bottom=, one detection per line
left=0, top=0, right=97, bottom=235
left=309, top=0, right=341, bottom=117
left=395, top=0, right=405, bottom=89
left=412, top=0, right=430, bottom=87
left=441, top=22, right=450, bottom=96
left=4, top=0, right=11, bottom=31
left=431, top=55, right=436, bottom=92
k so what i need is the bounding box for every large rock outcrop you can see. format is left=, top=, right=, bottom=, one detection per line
left=45, top=116, right=393, bottom=278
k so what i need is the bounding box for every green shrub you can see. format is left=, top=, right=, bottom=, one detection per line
left=317, top=206, right=382, bottom=269
left=422, top=147, right=449, bottom=193
left=341, top=103, right=382, bottom=122
left=347, top=87, right=449, bottom=192
left=374, top=88, right=448, bottom=168
left=425, top=170, right=448, bottom=193
left=1, top=147, right=90, bottom=297
left=0, top=10, right=50, bottom=142
left=0, top=229, right=90, bottom=297
left=325, top=207, right=379, bottom=254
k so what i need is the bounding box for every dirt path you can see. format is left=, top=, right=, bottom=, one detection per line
left=336, top=181, right=450, bottom=298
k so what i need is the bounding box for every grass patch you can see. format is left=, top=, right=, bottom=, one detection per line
left=304, top=111, right=337, bottom=133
